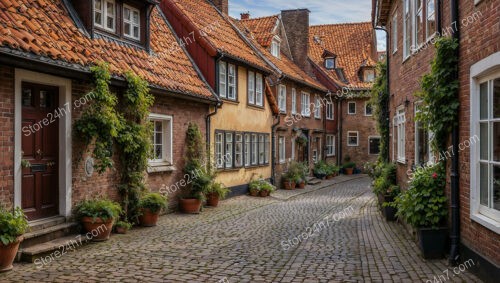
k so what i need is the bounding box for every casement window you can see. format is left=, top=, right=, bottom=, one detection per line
left=347, top=131, right=359, bottom=147
left=291, top=88, right=297, bottom=114
left=215, top=132, right=224, bottom=168
left=216, top=131, right=269, bottom=169
left=278, top=136, right=286, bottom=163
left=394, top=107, right=406, bottom=163
left=312, top=150, right=318, bottom=163
left=218, top=62, right=236, bottom=100
left=225, top=133, right=233, bottom=168
left=251, top=134, right=258, bottom=165
left=326, top=135, right=335, bottom=156
left=264, top=135, right=270, bottom=164
left=415, top=104, right=433, bottom=166
left=271, top=37, right=281, bottom=58
left=278, top=85, right=287, bottom=113
left=314, top=96, right=321, bottom=119
left=94, top=0, right=115, bottom=32
left=325, top=58, right=336, bottom=69
left=364, top=69, right=375, bottom=82
left=235, top=134, right=243, bottom=167
left=123, top=4, right=140, bottom=40
left=365, top=102, right=373, bottom=116
left=392, top=13, right=398, bottom=54
left=348, top=101, right=356, bottom=115
left=415, top=0, right=424, bottom=47
left=301, top=92, right=311, bottom=117
left=248, top=72, right=264, bottom=106
left=369, top=136, right=381, bottom=155
left=244, top=133, right=251, bottom=167
left=149, top=114, right=173, bottom=165
left=403, top=0, right=412, bottom=59
left=425, top=0, right=436, bottom=40
left=326, top=100, right=334, bottom=120
left=291, top=137, right=295, bottom=160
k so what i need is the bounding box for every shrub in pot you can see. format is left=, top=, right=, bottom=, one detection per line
left=249, top=180, right=261, bottom=196
left=282, top=171, right=296, bottom=190
left=381, top=185, right=400, bottom=221
left=259, top=180, right=276, bottom=197
left=393, top=163, right=448, bottom=259
left=313, top=161, right=328, bottom=179
left=342, top=162, right=356, bottom=175
left=74, top=199, right=122, bottom=242
left=114, top=221, right=132, bottom=234
left=0, top=207, right=29, bottom=273
left=205, top=182, right=229, bottom=207
left=138, top=193, right=167, bottom=226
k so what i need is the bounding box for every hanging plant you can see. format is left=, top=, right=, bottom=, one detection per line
left=295, top=135, right=308, bottom=146
left=370, top=61, right=389, bottom=162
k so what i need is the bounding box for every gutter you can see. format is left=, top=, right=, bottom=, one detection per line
left=374, top=26, right=390, bottom=163
left=271, top=115, right=281, bottom=185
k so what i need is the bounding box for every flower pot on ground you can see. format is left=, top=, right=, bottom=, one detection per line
left=0, top=207, right=28, bottom=273
left=205, top=182, right=229, bottom=207
left=249, top=187, right=260, bottom=197
left=114, top=221, right=132, bottom=234
left=260, top=180, right=276, bottom=197
left=259, top=190, right=269, bottom=197
left=297, top=179, right=306, bottom=189
left=418, top=227, right=448, bottom=259
left=313, top=161, right=330, bottom=179
left=179, top=198, right=203, bottom=214
left=74, top=199, right=121, bottom=242
left=138, top=193, right=167, bottom=226
left=381, top=195, right=398, bottom=221
left=342, top=162, right=356, bottom=175
left=283, top=179, right=296, bottom=190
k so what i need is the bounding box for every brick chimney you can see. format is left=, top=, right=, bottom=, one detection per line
left=240, top=12, right=250, bottom=20
left=209, top=0, right=228, bottom=14
left=281, top=9, right=310, bottom=70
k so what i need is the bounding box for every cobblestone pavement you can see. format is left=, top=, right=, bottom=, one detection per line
left=0, top=176, right=482, bottom=283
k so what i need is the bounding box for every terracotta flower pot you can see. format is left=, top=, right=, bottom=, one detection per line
left=81, top=217, right=114, bottom=242
left=0, top=236, right=23, bottom=273
left=115, top=226, right=129, bottom=234
left=297, top=181, right=306, bottom=189
left=283, top=180, right=296, bottom=190
left=345, top=168, right=354, bottom=175
left=206, top=193, right=220, bottom=207
left=326, top=174, right=334, bottom=180
left=249, top=189, right=259, bottom=197
left=139, top=208, right=160, bottom=227
left=259, top=190, right=269, bottom=197
left=179, top=198, right=202, bottom=214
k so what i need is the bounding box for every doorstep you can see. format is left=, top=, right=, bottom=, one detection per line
left=20, top=234, right=91, bottom=263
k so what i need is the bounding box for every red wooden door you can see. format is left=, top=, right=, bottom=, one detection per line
left=21, top=82, right=59, bottom=220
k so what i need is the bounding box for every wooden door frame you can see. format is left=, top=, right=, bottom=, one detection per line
left=14, top=69, right=72, bottom=219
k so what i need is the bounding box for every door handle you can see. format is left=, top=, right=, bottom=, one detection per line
left=36, top=149, right=43, bottom=159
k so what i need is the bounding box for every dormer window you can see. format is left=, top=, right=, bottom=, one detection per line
left=271, top=36, right=281, bottom=58
left=325, top=57, right=336, bottom=69
left=364, top=69, right=376, bottom=82
left=123, top=5, right=140, bottom=40
left=94, top=0, right=116, bottom=32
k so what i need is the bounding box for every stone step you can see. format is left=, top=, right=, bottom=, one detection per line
left=28, top=216, right=67, bottom=233
left=21, top=222, right=79, bottom=250
left=307, top=178, right=321, bottom=185
left=19, top=235, right=90, bottom=263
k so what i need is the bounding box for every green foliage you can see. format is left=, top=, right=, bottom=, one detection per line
left=0, top=207, right=29, bottom=245
left=249, top=177, right=276, bottom=193
left=416, top=37, right=459, bottom=153
left=114, top=220, right=132, bottom=229
left=342, top=162, right=356, bottom=169
left=183, top=123, right=210, bottom=200
left=393, top=163, right=448, bottom=228
left=372, top=163, right=397, bottom=196
left=74, top=199, right=122, bottom=223
left=206, top=182, right=230, bottom=200
left=370, top=61, right=389, bottom=162
left=138, top=193, right=168, bottom=214
left=286, top=161, right=307, bottom=182
left=313, top=160, right=329, bottom=175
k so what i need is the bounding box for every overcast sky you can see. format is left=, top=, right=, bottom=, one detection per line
left=229, top=0, right=386, bottom=51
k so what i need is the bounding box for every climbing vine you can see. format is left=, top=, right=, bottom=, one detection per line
left=416, top=37, right=459, bottom=153
left=370, top=61, right=389, bottom=162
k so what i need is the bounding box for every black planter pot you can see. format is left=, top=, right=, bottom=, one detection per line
left=314, top=173, right=326, bottom=180
left=418, top=227, right=448, bottom=259
left=382, top=195, right=397, bottom=221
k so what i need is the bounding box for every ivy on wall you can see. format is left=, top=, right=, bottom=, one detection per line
left=370, top=61, right=389, bottom=162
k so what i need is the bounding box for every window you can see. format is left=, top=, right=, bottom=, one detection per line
left=326, top=100, right=334, bottom=120
left=348, top=101, right=356, bottom=115
left=251, top=134, right=258, bottom=165
left=415, top=0, right=423, bottom=47
left=301, top=92, right=310, bottom=117
left=218, top=62, right=236, bottom=101
left=425, top=0, right=436, bottom=40
left=215, top=132, right=224, bottom=168
left=248, top=71, right=255, bottom=104
left=392, top=13, right=398, bottom=53
left=227, top=64, right=236, bottom=100
left=149, top=114, right=173, bottom=165
left=248, top=72, right=263, bottom=106
left=291, top=88, right=297, bottom=114
left=271, top=37, right=281, bottom=58
left=325, top=58, right=336, bottom=69
left=312, top=150, right=318, bottom=163
left=326, top=135, right=335, bottom=156
left=314, top=96, right=321, bottom=118
left=265, top=135, right=270, bottom=164
left=364, top=69, right=375, bottom=82
left=244, top=133, right=251, bottom=167
left=123, top=4, right=140, bottom=40
left=216, top=131, right=269, bottom=169
left=369, top=136, right=381, bottom=155
left=365, top=102, right=373, bottom=116
left=347, top=131, right=359, bottom=146
left=258, top=134, right=265, bottom=165
left=291, top=137, right=295, bottom=160
left=235, top=134, right=243, bottom=167
left=395, top=107, right=406, bottom=163
left=278, top=85, right=287, bottom=113
left=279, top=136, right=286, bottom=163
left=225, top=133, right=233, bottom=168
left=94, top=0, right=115, bottom=32
left=219, top=62, right=227, bottom=98
left=415, top=104, right=433, bottom=166
left=403, top=0, right=412, bottom=58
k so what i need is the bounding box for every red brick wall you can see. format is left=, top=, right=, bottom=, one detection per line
left=0, top=66, right=14, bottom=210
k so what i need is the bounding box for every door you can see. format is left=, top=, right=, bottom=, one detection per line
left=21, top=82, right=59, bottom=220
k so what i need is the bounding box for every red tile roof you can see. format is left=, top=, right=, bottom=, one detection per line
left=0, top=0, right=215, bottom=100
left=309, top=22, right=377, bottom=90
left=239, top=16, right=327, bottom=92
left=165, top=0, right=270, bottom=72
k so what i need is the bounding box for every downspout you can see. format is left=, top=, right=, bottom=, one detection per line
left=271, top=115, right=281, bottom=185
left=337, top=97, right=343, bottom=165
left=449, top=0, right=460, bottom=266
left=374, top=26, right=390, bottom=163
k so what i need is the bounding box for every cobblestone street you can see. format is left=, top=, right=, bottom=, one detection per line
left=0, top=176, right=481, bottom=283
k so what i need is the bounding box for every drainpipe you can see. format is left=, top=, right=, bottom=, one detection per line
left=374, top=26, right=390, bottom=163
left=337, top=97, right=343, bottom=165
left=271, top=115, right=281, bottom=185
left=449, top=0, right=460, bottom=266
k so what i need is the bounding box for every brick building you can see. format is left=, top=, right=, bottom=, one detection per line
left=373, top=0, right=500, bottom=281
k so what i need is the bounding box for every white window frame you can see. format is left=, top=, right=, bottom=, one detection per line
left=227, top=64, right=236, bottom=100
left=347, top=101, right=356, bottom=115
left=291, top=137, right=295, bottom=160
left=251, top=134, right=258, bottom=165
left=314, top=95, right=321, bottom=119
left=291, top=88, right=297, bottom=114
left=395, top=106, right=406, bottom=163
left=301, top=92, right=311, bottom=117
left=219, top=61, right=227, bottom=99
left=365, top=102, right=373, bottom=116
left=470, top=53, right=500, bottom=233
left=326, top=135, right=335, bottom=156
left=425, top=0, right=436, bottom=40
left=235, top=133, right=243, bottom=167
left=278, top=136, right=286, bottom=164
left=148, top=114, right=173, bottom=166
left=392, top=12, right=398, bottom=54
left=364, top=69, right=376, bottom=82
left=326, top=100, right=334, bottom=120
left=225, top=133, right=234, bottom=168
left=244, top=133, right=251, bottom=167
left=325, top=58, right=336, bottom=69
left=123, top=4, right=140, bottom=40
left=347, top=131, right=359, bottom=147
left=368, top=136, right=381, bottom=155
left=403, top=0, right=412, bottom=59
left=248, top=71, right=255, bottom=104
left=256, top=73, right=264, bottom=106
left=415, top=103, right=434, bottom=166
left=94, top=0, right=116, bottom=32
left=271, top=36, right=281, bottom=58
left=414, top=0, right=423, bottom=48
left=278, top=85, right=287, bottom=113
left=264, top=135, right=270, bottom=164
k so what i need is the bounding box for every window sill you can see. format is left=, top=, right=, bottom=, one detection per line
left=347, top=113, right=356, bottom=115
left=347, top=144, right=359, bottom=147
left=471, top=213, right=500, bottom=234
left=221, top=99, right=239, bottom=105
left=147, top=164, right=176, bottom=173
left=397, top=159, right=406, bottom=165
left=247, top=104, right=265, bottom=110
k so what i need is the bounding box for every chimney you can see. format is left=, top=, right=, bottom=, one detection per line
left=209, top=0, right=228, bottom=14
left=240, top=12, right=250, bottom=20
left=281, top=9, right=310, bottom=70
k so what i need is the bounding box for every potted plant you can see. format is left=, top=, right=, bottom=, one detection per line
left=114, top=221, right=132, bottom=234
left=138, top=192, right=167, bottom=227
left=382, top=185, right=400, bottom=221
left=74, top=199, right=122, bottom=242
left=249, top=179, right=261, bottom=196
left=295, top=135, right=308, bottom=146
left=259, top=180, right=276, bottom=197
left=288, top=161, right=306, bottom=189
left=205, top=182, right=230, bottom=207
left=282, top=170, right=296, bottom=190
left=313, top=161, right=328, bottom=179
left=0, top=207, right=29, bottom=273
left=393, top=163, right=448, bottom=259
left=342, top=162, right=356, bottom=175
left=372, top=163, right=397, bottom=215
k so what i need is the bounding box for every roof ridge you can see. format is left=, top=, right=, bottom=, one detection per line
left=310, top=22, right=371, bottom=28
left=240, top=14, right=279, bottom=22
